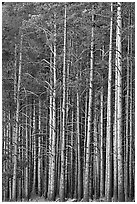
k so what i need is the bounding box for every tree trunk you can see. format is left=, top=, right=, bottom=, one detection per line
left=83, top=5, right=94, bottom=201
left=113, top=9, right=118, bottom=202
left=70, top=101, right=74, bottom=198
left=48, top=52, right=53, bottom=198
left=48, top=17, right=57, bottom=200
left=59, top=3, right=67, bottom=202
left=124, top=13, right=130, bottom=201
left=38, top=98, right=41, bottom=196
left=94, top=108, right=100, bottom=199
left=12, top=34, right=23, bottom=201
left=116, top=3, right=125, bottom=201
left=105, top=2, right=113, bottom=201
left=25, top=97, right=29, bottom=200
left=100, top=82, right=104, bottom=198
left=129, top=10, right=134, bottom=200
left=76, top=69, right=82, bottom=201
left=32, top=100, right=36, bottom=195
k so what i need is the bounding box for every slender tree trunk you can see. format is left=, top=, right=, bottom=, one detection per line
left=48, top=52, right=53, bottom=197
left=44, top=107, right=48, bottom=198
left=70, top=102, right=74, bottom=198
left=100, top=81, right=104, bottom=198
left=124, top=15, right=130, bottom=201
left=84, top=88, right=88, bottom=169
left=83, top=5, right=94, bottom=201
left=113, top=10, right=118, bottom=202
left=14, top=41, right=17, bottom=103
left=28, top=99, right=33, bottom=196
left=105, top=2, right=113, bottom=201
left=59, top=3, right=67, bottom=201
left=25, top=97, right=29, bottom=200
left=116, top=3, right=125, bottom=201
left=48, top=17, right=57, bottom=200
left=65, top=58, right=69, bottom=198
left=32, top=100, right=36, bottom=195
left=12, top=34, right=23, bottom=201
left=76, top=71, right=82, bottom=201
left=38, top=98, right=41, bottom=196
left=94, top=108, right=99, bottom=199
left=129, top=11, right=134, bottom=200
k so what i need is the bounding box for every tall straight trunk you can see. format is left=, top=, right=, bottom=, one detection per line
left=84, top=88, right=88, bottom=169
left=44, top=107, right=49, bottom=198
left=94, top=109, right=100, bottom=199
left=21, top=110, right=25, bottom=200
left=74, top=129, right=78, bottom=200
left=65, top=56, right=69, bottom=198
left=38, top=98, right=41, bottom=196
left=129, top=11, right=134, bottom=200
left=48, top=17, right=57, bottom=200
left=12, top=34, right=23, bottom=201
left=125, top=14, right=130, bottom=201
left=76, top=69, right=82, bottom=201
left=105, top=3, right=113, bottom=201
left=116, top=3, right=125, bottom=201
left=17, top=125, right=21, bottom=200
left=32, top=100, right=36, bottom=195
left=83, top=5, right=94, bottom=201
left=8, top=111, right=12, bottom=201
left=14, top=41, right=17, bottom=102
left=100, top=80, right=104, bottom=198
left=48, top=52, right=53, bottom=197
left=70, top=100, right=74, bottom=198
left=59, top=3, right=67, bottom=202
left=2, top=110, right=6, bottom=201
left=3, top=110, right=9, bottom=201
left=25, top=97, right=29, bottom=199
left=28, top=99, right=33, bottom=196
left=113, top=10, right=118, bottom=201
left=57, top=96, right=62, bottom=196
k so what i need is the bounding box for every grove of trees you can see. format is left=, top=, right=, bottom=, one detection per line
left=2, top=2, right=135, bottom=202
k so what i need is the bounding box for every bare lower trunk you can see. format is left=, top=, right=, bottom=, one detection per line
left=59, top=4, right=67, bottom=202
left=25, top=98, right=29, bottom=199
left=12, top=34, right=23, bottom=201
left=117, top=3, right=125, bottom=201
left=83, top=5, right=94, bottom=201
left=100, top=85, right=104, bottom=198
left=38, top=99, right=41, bottom=196
left=32, top=101, right=36, bottom=195
left=105, top=3, right=113, bottom=201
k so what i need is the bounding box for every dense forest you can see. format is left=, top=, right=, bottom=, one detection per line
left=2, top=2, right=135, bottom=202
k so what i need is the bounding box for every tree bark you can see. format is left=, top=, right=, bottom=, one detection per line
left=38, top=98, right=41, bottom=196
left=116, top=3, right=125, bottom=201
left=124, top=13, right=130, bottom=201
left=25, top=97, right=29, bottom=200
left=12, top=34, right=23, bottom=201
left=59, top=3, right=67, bottom=202
left=32, top=100, right=36, bottom=195
left=105, top=2, right=113, bottom=201
left=100, top=78, right=104, bottom=198
left=83, top=5, right=94, bottom=201
left=48, top=16, right=57, bottom=200
left=129, top=9, right=134, bottom=200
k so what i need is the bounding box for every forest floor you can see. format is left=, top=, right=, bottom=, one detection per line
left=17, top=195, right=135, bottom=202
left=22, top=196, right=106, bottom=202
